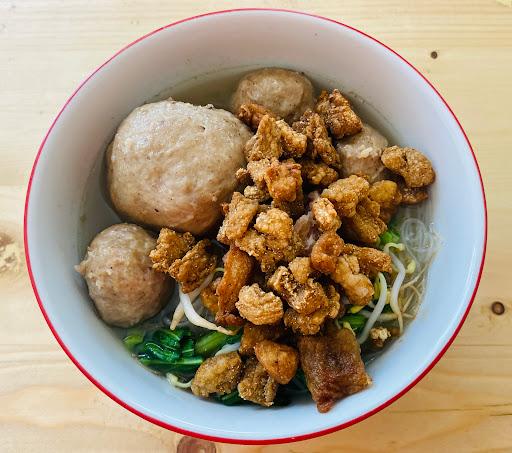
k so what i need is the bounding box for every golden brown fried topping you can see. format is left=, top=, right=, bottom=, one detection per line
left=169, top=240, right=217, bottom=293
left=235, top=283, right=284, bottom=325
left=369, top=326, right=391, bottom=348
left=283, top=285, right=340, bottom=335
left=315, top=89, right=363, bottom=139
left=343, top=197, right=387, bottom=245
left=268, top=266, right=327, bottom=315
left=254, top=340, right=299, bottom=385
left=237, top=103, right=277, bottom=130
left=150, top=228, right=196, bottom=274
left=400, top=184, right=429, bottom=205
left=311, top=198, right=342, bottom=232
left=243, top=185, right=270, bottom=202
left=342, top=243, right=392, bottom=277
left=200, top=277, right=220, bottom=315
left=191, top=351, right=243, bottom=398
left=264, top=158, right=303, bottom=203
left=368, top=180, right=402, bottom=223
left=331, top=254, right=374, bottom=306
left=254, top=208, right=293, bottom=240
left=321, top=175, right=370, bottom=218
left=215, top=246, right=254, bottom=326
left=246, top=158, right=271, bottom=188
left=381, top=146, right=435, bottom=188
left=217, top=192, right=259, bottom=245
left=298, top=327, right=371, bottom=413
left=237, top=357, right=278, bottom=407
left=277, top=119, right=308, bottom=159
left=310, top=231, right=345, bottom=275
left=239, top=323, right=284, bottom=356
left=300, top=159, right=339, bottom=187
left=271, top=188, right=306, bottom=219
left=288, top=256, right=314, bottom=284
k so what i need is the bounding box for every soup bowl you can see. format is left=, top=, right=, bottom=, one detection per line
left=24, top=9, right=486, bottom=444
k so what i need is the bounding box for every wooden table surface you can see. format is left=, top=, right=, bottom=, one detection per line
left=1, top=1, right=511, bottom=451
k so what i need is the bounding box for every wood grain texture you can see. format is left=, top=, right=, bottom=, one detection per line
left=1, top=1, right=511, bottom=451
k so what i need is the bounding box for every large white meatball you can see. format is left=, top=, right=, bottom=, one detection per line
left=107, top=100, right=251, bottom=235
left=336, top=123, right=389, bottom=183
left=231, top=68, right=315, bottom=123
left=76, top=224, right=172, bottom=328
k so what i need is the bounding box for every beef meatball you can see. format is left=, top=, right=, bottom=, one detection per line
left=76, top=223, right=172, bottom=328
left=231, top=68, right=315, bottom=123
left=107, top=100, right=251, bottom=235
left=336, top=123, right=389, bottom=183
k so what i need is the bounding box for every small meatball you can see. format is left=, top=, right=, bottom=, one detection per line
left=254, top=340, right=299, bottom=385
left=264, top=158, right=303, bottom=203
left=288, top=257, right=314, bottom=284
left=300, top=159, right=339, bottom=187
left=268, top=266, right=327, bottom=314
left=283, top=285, right=340, bottom=335
left=400, top=184, right=429, bottom=205
left=200, top=277, right=220, bottom=315
left=231, top=68, right=315, bottom=123
left=293, top=110, right=340, bottom=168
left=342, top=243, right=392, bottom=277
left=244, top=185, right=271, bottom=203
left=311, top=198, right=341, bottom=232
left=321, top=175, right=370, bottom=218
left=191, top=352, right=243, bottom=398
left=310, top=231, right=345, bottom=274
left=254, top=208, right=293, bottom=240
left=381, top=146, right=435, bottom=188
left=150, top=228, right=196, bottom=274
left=336, top=123, right=389, bottom=183
left=169, top=240, right=217, bottom=293
left=331, top=254, right=374, bottom=306
left=244, top=115, right=283, bottom=161
left=217, top=192, right=259, bottom=245
left=236, top=284, right=284, bottom=325
left=343, top=197, right=387, bottom=245
left=370, top=326, right=392, bottom=348
left=76, top=224, right=172, bottom=328
left=368, top=180, right=402, bottom=223
left=298, top=327, right=371, bottom=413
left=237, top=357, right=278, bottom=407
left=215, top=246, right=254, bottom=326
left=239, top=323, right=284, bottom=356
left=107, top=100, right=251, bottom=235
left=237, top=102, right=277, bottom=130
left=315, top=89, right=362, bottom=139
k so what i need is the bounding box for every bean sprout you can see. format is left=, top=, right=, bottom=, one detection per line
left=215, top=342, right=241, bottom=356
left=388, top=251, right=406, bottom=334
left=358, top=272, right=388, bottom=344
left=166, top=373, right=193, bottom=389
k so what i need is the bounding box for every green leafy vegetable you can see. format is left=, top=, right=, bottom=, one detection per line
left=215, top=390, right=244, bottom=406
left=378, top=228, right=400, bottom=247
left=194, top=330, right=242, bottom=357
left=339, top=313, right=367, bottom=333
left=143, top=342, right=180, bottom=362
left=181, top=338, right=195, bottom=357
left=123, top=331, right=144, bottom=351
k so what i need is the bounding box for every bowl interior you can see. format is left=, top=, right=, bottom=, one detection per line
left=25, top=10, right=485, bottom=443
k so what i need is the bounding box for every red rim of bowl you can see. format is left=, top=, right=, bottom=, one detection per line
left=24, top=8, right=487, bottom=445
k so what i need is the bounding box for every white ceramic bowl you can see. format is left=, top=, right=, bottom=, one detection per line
left=24, top=9, right=486, bottom=445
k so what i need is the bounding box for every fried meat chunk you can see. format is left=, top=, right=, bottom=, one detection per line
left=300, top=159, right=339, bottom=187
left=215, top=246, right=254, bottom=326
left=368, top=180, right=402, bottom=223
left=237, top=357, right=278, bottom=407
left=254, top=340, right=299, bottom=384
left=294, top=212, right=321, bottom=256
left=235, top=283, right=284, bottom=325
left=254, top=208, right=293, bottom=240
left=246, top=158, right=271, bottom=188
left=342, top=243, right=392, bottom=277
left=271, top=187, right=306, bottom=219
left=277, top=119, right=308, bottom=159
left=169, top=239, right=217, bottom=293
left=268, top=266, right=327, bottom=314
left=283, top=284, right=340, bottom=335
left=288, top=256, right=314, bottom=284
left=200, top=277, right=220, bottom=314
left=191, top=351, right=243, bottom=398
left=343, top=197, right=387, bottom=245
left=315, top=89, right=362, bottom=139
left=331, top=254, right=374, bottom=306
left=311, top=198, right=341, bottom=232
left=298, top=327, right=371, bottom=413
left=321, top=175, right=370, bottom=218
left=400, top=184, right=429, bottom=205
left=150, top=228, right=196, bottom=274
left=239, top=323, right=283, bottom=356
left=310, top=231, right=345, bottom=275
left=293, top=110, right=340, bottom=168
left=264, top=158, right=303, bottom=203
left=217, top=192, right=259, bottom=245
left=237, top=102, right=277, bottom=130
left=370, top=326, right=391, bottom=348
left=243, top=184, right=271, bottom=202
left=381, top=146, right=435, bottom=188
